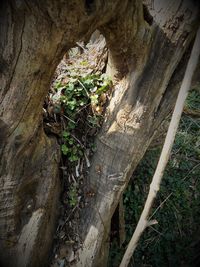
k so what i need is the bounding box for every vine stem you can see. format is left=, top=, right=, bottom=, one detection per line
left=120, top=25, right=200, bottom=267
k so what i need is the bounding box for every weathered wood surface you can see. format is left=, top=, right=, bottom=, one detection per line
left=0, top=1, right=125, bottom=266
left=76, top=1, right=200, bottom=266
left=0, top=0, right=199, bottom=267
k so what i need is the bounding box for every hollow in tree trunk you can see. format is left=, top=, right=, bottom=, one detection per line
left=0, top=1, right=199, bottom=267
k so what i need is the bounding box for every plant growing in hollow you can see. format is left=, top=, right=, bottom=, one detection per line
left=53, top=73, right=112, bottom=164
left=68, top=183, right=78, bottom=207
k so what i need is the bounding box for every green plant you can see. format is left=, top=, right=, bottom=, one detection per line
left=62, top=131, right=83, bottom=162
left=68, top=184, right=78, bottom=207
left=185, top=88, right=200, bottom=110
left=56, top=74, right=111, bottom=163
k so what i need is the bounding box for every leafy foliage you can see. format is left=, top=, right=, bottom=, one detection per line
left=185, top=88, right=200, bottom=110
left=68, top=184, right=78, bottom=207
left=53, top=74, right=111, bottom=164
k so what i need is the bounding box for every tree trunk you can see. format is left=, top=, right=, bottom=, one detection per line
left=0, top=1, right=199, bottom=267
left=0, top=1, right=127, bottom=266
left=76, top=1, right=200, bottom=266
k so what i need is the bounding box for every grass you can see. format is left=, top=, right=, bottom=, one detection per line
left=109, top=88, right=200, bottom=267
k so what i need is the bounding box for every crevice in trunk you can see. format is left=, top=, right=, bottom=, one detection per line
left=142, top=4, right=153, bottom=26
left=43, top=32, right=111, bottom=266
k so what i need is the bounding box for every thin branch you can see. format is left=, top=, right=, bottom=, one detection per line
left=149, top=192, right=172, bottom=220
left=62, top=114, right=76, bottom=124
left=120, top=26, right=200, bottom=267
left=149, top=225, right=164, bottom=236
left=78, top=79, right=90, bottom=98
left=182, top=162, right=200, bottom=181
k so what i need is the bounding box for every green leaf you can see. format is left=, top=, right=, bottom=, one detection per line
left=68, top=138, right=74, bottom=145
left=68, top=121, right=76, bottom=130
left=67, top=83, right=75, bottom=91
left=67, top=99, right=77, bottom=110
left=63, top=131, right=70, bottom=138
left=69, top=154, right=79, bottom=162
left=61, top=144, right=69, bottom=155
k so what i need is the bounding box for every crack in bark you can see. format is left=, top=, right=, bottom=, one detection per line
left=153, top=38, right=193, bottom=120
left=0, top=9, right=25, bottom=105
left=8, top=85, right=35, bottom=138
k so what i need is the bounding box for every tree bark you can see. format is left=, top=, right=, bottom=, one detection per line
left=76, top=1, right=200, bottom=266
left=0, top=1, right=199, bottom=267
left=0, top=1, right=124, bottom=266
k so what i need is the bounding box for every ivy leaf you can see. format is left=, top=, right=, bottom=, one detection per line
left=61, top=144, right=69, bottom=155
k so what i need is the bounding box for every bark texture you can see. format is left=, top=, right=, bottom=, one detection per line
left=76, top=1, right=200, bottom=266
left=0, top=1, right=125, bottom=266
left=0, top=1, right=199, bottom=267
